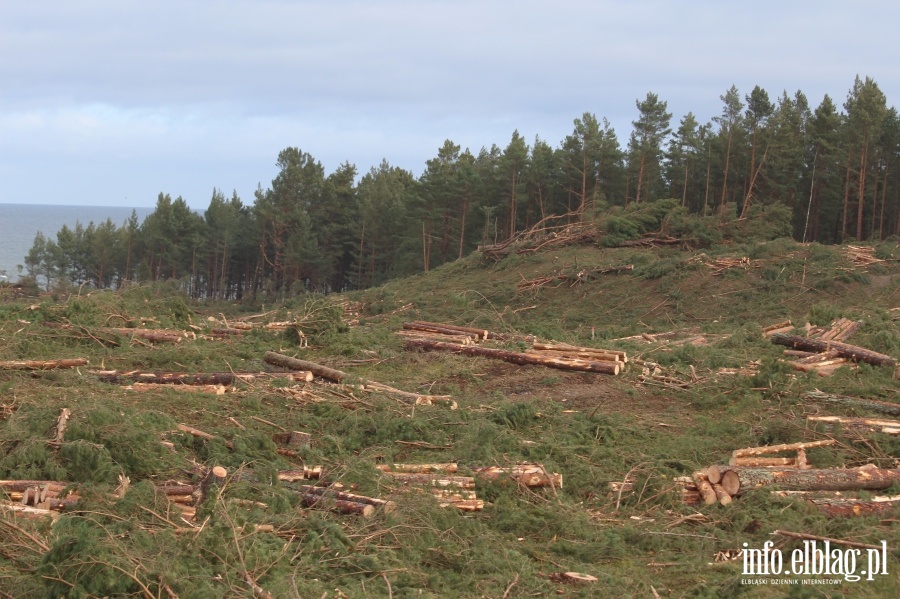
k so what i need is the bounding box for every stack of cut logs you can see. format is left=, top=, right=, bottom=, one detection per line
left=678, top=439, right=900, bottom=516
left=401, top=321, right=625, bottom=375
left=376, top=462, right=562, bottom=512
left=765, top=318, right=896, bottom=376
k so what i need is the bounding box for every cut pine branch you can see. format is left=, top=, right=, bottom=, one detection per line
left=404, top=339, right=620, bottom=375
left=770, top=333, right=896, bottom=367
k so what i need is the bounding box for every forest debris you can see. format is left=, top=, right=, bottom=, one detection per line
left=272, top=430, right=312, bottom=448
left=516, top=264, right=633, bottom=291
left=404, top=339, right=620, bottom=375
left=706, top=256, right=750, bottom=276
left=128, top=382, right=228, bottom=395
left=771, top=333, right=896, bottom=368
left=50, top=408, right=71, bottom=447
left=804, top=390, right=900, bottom=417
left=295, top=484, right=396, bottom=514
left=531, top=342, right=627, bottom=363
left=376, top=463, right=459, bottom=474
left=772, top=529, right=886, bottom=551
left=702, top=464, right=900, bottom=494
left=843, top=245, right=884, bottom=268
left=94, top=370, right=314, bottom=385
left=731, top=439, right=835, bottom=458
left=264, top=351, right=454, bottom=404
left=807, top=415, right=900, bottom=436
left=175, top=424, right=234, bottom=449
left=277, top=466, right=324, bottom=481
left=471, top=464, right=563, bottom=489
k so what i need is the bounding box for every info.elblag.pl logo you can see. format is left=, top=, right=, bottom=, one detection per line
left=742, top=540, right=889, bottom=585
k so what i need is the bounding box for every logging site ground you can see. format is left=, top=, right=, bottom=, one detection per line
left=1, top=230, right=900, bottom=598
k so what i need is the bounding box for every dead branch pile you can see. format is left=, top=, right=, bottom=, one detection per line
left=477, top=212, right=595, bottom=260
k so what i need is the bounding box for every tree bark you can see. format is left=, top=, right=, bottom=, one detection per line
left=770, top=333, right=896, bottom=367
left=711, top=464, right=900, bottom=494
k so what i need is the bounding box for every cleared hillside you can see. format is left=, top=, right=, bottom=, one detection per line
left=0, top=237, right=898, bottom=597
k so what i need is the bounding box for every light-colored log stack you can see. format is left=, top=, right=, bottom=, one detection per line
left=843, top=245, right=885, bottom=267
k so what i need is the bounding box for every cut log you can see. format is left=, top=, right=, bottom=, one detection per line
left=805, top=494, right=900, bottom=517
left=404, top=339, right=620, bottom=375
left=196, top=466, right=228, bottom=505
left=51, top=408, right=71, bottom=446
left=532, top=342, right=627, bottom=363
left=176, top=424, right=233, bottom=449
left=272, top=431, right=312, bottom=448
left=732, top=439, right=835, bottom=458
left=692, top=471, right=717, bottom=505
left=526, top=349, right=624, bottom=365
left=438, top=498, right=484, bottom=511
left=728, top=456, right=797, bottom=467
left=375, top=463, right=459, bottom=474
left=99, top=328, right=185, bottom=343
left=808, top=415, right=900, bottom=436
left=762, top=320, right=792, bottom=334
left=720, top=470, right=742, bottom=496
left=379, top=472, right=476, bottom=489
left=770, top=333, right=896, bottom=367
left=0, top=358, right=88, bottom=370
left=711, top=464, right=900, bottom=494
left=130, top=382, right=227, bottom=395
left=712, top=483, right=732, bottom=506
left=804, top=390, right=900, bottom=417
left=300, top=494, right=375, bottom=517
left=263, top=352, right=348, bottom=382
left=472, top=464, right=562, bottom=489
left=396, top=330, right=476, bottom=345
left=277, top=466, right=323, bottom=481
left=404, top=320, right=509, bottom=341
left=264, top=351, right=452, bottom=404
left=705, top=465, right=725, bottom=485
left=401, top=322, right=481, bottom=341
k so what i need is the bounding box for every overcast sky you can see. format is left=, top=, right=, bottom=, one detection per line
left=2, top=1, right=898, bottom=210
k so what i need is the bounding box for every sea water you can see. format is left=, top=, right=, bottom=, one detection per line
left=0, top=203, right=153, bottom=282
